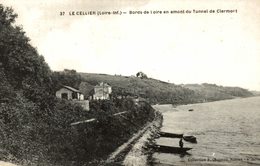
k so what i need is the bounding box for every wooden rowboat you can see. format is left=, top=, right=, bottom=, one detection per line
left=159, top=132, right=183, bottom=138
left=153, top=145, right=192, bottom=154
left=183, top=136, right=197, bottom=143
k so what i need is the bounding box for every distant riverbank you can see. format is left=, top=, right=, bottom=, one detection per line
left=153, top=96, right=258, bottom=113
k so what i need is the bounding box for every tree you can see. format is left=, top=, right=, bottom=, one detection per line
left=136, top=71, right=148, bottom=79
left=0, top=4, right=53, bottom=108
left=0, top=5, right=17, bottom=26
left=0, top=67, right=15, bottom=102
left=51, top=69, right=82, bottom=92
left=0, top=4, right=52, bottom=92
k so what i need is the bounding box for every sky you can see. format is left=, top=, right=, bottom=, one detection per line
left=1, top=0, right=260, bottom=91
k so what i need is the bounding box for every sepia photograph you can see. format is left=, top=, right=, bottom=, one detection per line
left=0, top=0, right=260, bottom=165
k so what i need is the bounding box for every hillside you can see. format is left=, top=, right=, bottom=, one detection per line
left=79, top=73, right=254, bottom=104
left=251, top=90, right=260, bottom=96
left=183, top=83, right=253, bottom=101
left=79, top=73, right=200, bottom=104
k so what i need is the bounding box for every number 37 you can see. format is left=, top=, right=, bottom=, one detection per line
left=60, top=11, right=65, bottom=16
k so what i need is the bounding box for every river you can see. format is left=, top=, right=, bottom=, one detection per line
left=152, top=96, right=260, bottom=165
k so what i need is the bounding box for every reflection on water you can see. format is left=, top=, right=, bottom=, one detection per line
left=152, top=97, right=260, bottom=165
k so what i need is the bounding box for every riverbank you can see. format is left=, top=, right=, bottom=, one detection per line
left=123, top=110, right=163, bottom=166
left=104, top=110, right=163, bottom=166
left=153, top=96, right=260, bottom=113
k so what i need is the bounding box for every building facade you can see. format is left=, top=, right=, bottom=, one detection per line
left=93, top=82, right=112, bottom=100
left=56, top=86, right=84, bottom=100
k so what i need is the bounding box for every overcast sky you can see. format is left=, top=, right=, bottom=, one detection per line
left=1, top=0, right=260, bottom=90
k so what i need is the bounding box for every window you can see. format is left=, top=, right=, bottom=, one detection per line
left=61, top=93, right=68, bottom=100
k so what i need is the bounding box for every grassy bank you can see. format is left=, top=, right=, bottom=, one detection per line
left=1, top=98, right=157, bottom=166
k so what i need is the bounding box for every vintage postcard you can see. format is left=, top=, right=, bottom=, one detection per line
left=0, top=0, right=259, bottom=165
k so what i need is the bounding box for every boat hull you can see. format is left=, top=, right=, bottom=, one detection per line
left=154, top=145, right=192, bottom=154
left=159, top=132, right=183, bottom=138
left=183, top=136, right=197, bottom=143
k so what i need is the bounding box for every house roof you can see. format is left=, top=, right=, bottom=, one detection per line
left=63, top=86, right=80, bottom=93
left=89, top=89, right=95, bottom=95
left=79, top=82, right=94, bottom=96
left=95, top=82, right=111, bottom=87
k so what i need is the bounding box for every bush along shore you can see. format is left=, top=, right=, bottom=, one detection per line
left=1, top=97, right=159, bottom=166
left=72, top=99, right=159, bottom=166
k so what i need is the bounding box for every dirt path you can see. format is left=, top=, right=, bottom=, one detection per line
left=0, top=161, right=17, bottom=166
left=106, top=121, right=153, bottom=164
left=105, top=111, right=163, bottom=166
left=123, top=116, right=162, bottom=166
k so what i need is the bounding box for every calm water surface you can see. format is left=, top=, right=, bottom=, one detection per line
left=152, top=97, right=260, bottom=165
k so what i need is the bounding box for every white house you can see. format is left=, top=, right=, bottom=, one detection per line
left=56, top=86, right=84, bottom=100
left=93, top=82, right=112, bottom=100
